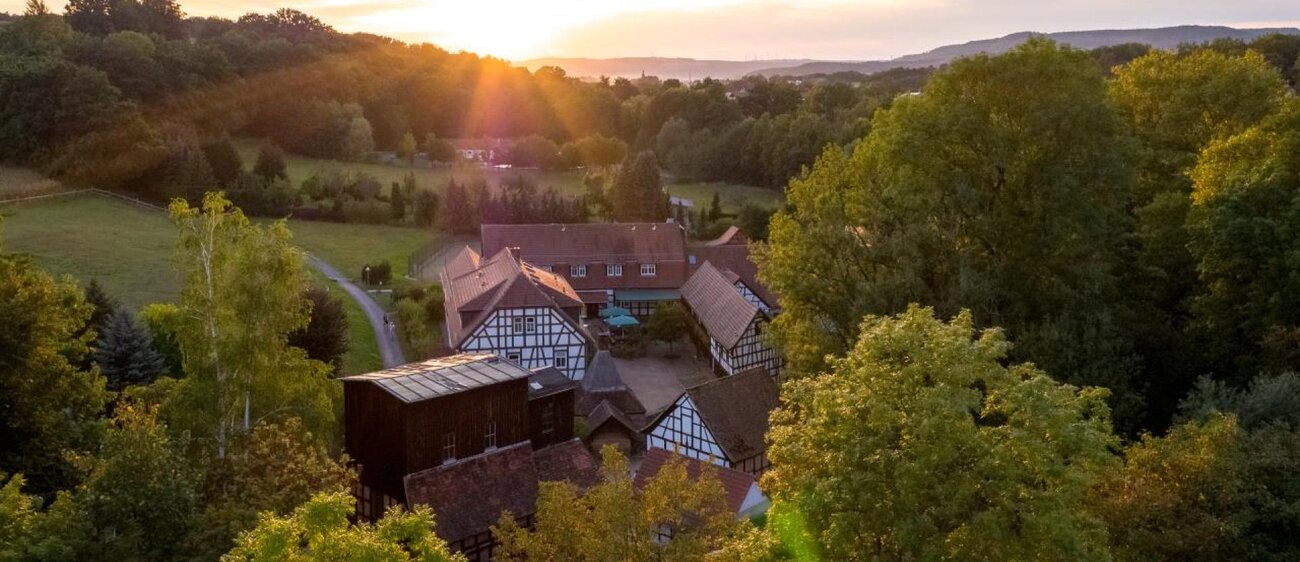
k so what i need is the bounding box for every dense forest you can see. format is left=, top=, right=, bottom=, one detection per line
left=5, top=0, right=1300, bottom=560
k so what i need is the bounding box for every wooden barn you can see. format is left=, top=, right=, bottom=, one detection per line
left=342, top=353, right=576, bottom=522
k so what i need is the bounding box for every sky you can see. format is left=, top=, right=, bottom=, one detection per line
left=8, top=0, right=1300, bottom=61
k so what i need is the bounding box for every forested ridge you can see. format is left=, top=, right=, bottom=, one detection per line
left=5, top=1, right=1300, bottom=560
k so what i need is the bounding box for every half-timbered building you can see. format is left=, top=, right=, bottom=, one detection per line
left=687, top=226, right=779, bottom=312
left=441, top=246, right=593, bottom=380
left=481, top=223, right=689, bottom=318
left=680, top=261, right=783, bottom=378
left=644, top=368, right=780, bottom=476
left=634, top=448, right=769, bottom=519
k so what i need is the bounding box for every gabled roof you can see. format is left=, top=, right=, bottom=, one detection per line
left=528, top=366, right=577, bottom=399
left=653, top=368, right=779, bottom=462
left=585, top=399, right=640, bottom=437
left=634, top=448, right=758, bottom=514
left=404, top=439, right=599, bottom=543
left=340, top=353, right=528, bottom=403
left=440, top=246, right=585, bottom=347
left=680, top=262, right=762, bottom=349
left=688, top=229, right=778, bottom=309
left=481, top=223, right=687, bottom=264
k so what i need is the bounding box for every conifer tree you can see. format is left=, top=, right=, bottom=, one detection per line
left=94, top=310, right=168, bottom=391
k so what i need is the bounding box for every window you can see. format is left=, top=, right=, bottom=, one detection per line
left=540, top=403, right=555, bottom=435
left=507, top=352, right=521, bottom=364
left=554, top=349, right=568, bottom=368
left=512, top=317, right=524, bottom=334
left=688, top=254, right=697, bottom=265
left=570, top=265, right=587, bottom=278
left=640, top=263, right=657, bottom=276
left=441, top=432, right=456, bottom=462
left=525, top=317, right=537, bottom=333
left=356, top=484, right=372, bottom=520
left=606, top=263, right=623, bottom=277
left=540, top=265, right=553, bottom=272
left=484, top=422, right=497, bottom=449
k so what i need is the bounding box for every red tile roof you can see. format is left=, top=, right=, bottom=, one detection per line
left=679, top=262, right=761, bottom=349
left=404, top=439, right=599, bottom=543
left=440, top=246, right=586, bottom=347
left=482, top=223, right=687, bottom=264
left=633, top=447, right=758, bottom=514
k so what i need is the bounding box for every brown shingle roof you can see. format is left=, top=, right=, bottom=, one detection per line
left=585, top=399, right=640, bottom=438
left=404, top=439, right=599, bottom=543
left=578, top=351, right=646, bottom=419
left=481, top=223, right=686, bottom=264
left=440, top=246, right=586, bottom=347
left=680, top=262, right=761, bottom=349
left=682, top=369, right=779, bottom=462
left=634, top=448, right=757, bottom=514
left=688, top=232, right=778, bottom=310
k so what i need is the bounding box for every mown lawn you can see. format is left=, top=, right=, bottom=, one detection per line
left=0, top=192, right=436, bottom=375
left=235, top=139, right=785, bottom=212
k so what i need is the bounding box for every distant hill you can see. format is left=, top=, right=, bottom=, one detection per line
left=754, top=25, right=1300, bottom=76
left=521, top=26, right=1300, bottom=81
left=517, top=57, right=814, bottom=80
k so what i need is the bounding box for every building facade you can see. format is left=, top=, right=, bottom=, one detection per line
left=680, top=261, right=783, bottom=378
left=441, top=247, right=593, bottom=380
left=643, top=369, right=780, bottom=476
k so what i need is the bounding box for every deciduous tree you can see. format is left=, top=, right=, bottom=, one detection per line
left=224, top=492, right=465, bottom=562
left=165, top=193, right=336, bottom=460
left=764, top=306, right=1118, bottom=561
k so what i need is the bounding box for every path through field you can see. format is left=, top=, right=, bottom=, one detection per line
left=307, top=255, right=406, bottom=368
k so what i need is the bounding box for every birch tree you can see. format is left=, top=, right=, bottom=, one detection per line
left=167, top=193, right=337, bottom=459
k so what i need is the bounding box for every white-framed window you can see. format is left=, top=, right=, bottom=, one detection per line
left=606, top=263, right=623, bottom=277
left=640, top=263, right=657, bottom=276
left=540, top=265, right=553, bottom=272
left=484, top=422, right=497, bottom=449
left=570, top=265, right=587, bottom=278
left=442, top=432, right=456, bottom=462
left=525, top=317, right=536, bottom=333
left=512, top=317, right=524, bottom=334
left=507, top=352, right=521, bottom=364
left=554, top=349, right=569, bottom=368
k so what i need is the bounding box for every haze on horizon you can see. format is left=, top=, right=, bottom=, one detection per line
left=4, top=0, right=1298, bottom=61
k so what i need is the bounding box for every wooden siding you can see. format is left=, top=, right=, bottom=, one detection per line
left=458, top=307, right=589, bottom=380
left=402, top=381, right=530, bottom=477
left=528, top=390, right=575, bottom=449
left=344, top=380, right=407, bottom=503
left=646, top=395, right=730, bottom=467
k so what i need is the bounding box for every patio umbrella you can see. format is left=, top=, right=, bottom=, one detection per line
left=606, top=315, right=640, bottom=328
left=600, top=306, right=631, bottom=318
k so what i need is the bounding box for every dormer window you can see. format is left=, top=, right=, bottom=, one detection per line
left=640, top=263, right=657, bottom=277
left=570, top=265, right=587, bottom=278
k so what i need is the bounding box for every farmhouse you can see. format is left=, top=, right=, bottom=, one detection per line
left=680, top=261, right=782, bottom=378
left=644, top=368, right=780, bottom=476
left=686, top=226, right=778, bottom=312
left=341, top=354, right=579, bottom=524
left=481, top=223, right=688, bottom=317
left=440, top=246, right=593, bottom=380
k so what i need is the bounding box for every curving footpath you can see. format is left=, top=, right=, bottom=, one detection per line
left=307, top=255, right=406, bottom=368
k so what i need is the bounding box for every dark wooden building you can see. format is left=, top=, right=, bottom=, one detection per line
left=342, top=353, right=576, bottom=522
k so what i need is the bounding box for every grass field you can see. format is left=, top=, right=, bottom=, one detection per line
left=234, top=140, right=785, bottom=212
left=0, top=192, right=437, bottom=375
left=0, top=166, right=63, bottom=196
